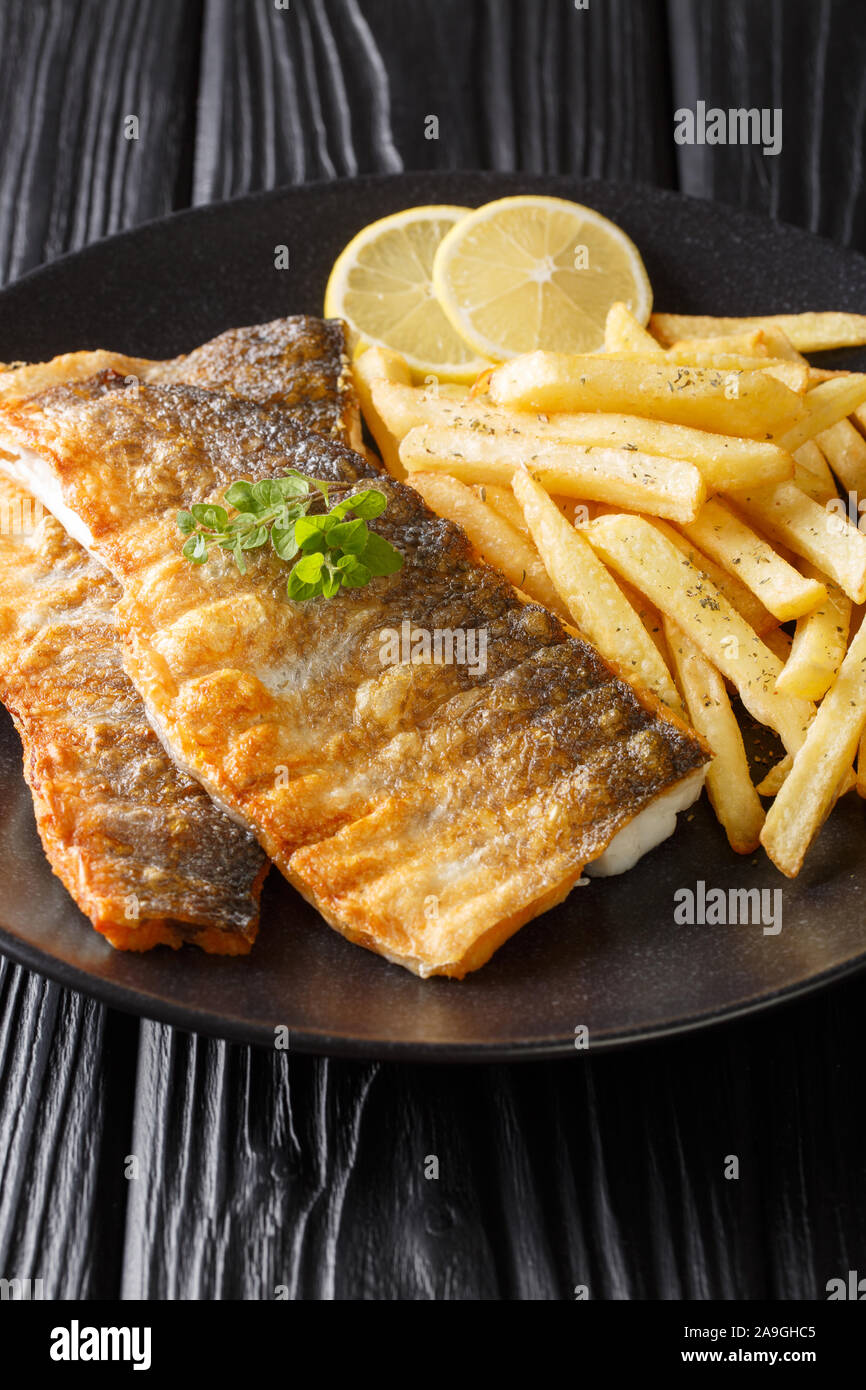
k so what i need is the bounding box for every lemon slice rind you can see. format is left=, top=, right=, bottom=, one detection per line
left=324, top=205, right=492, bottom=384
left=431, top=194, right=652, bottom=361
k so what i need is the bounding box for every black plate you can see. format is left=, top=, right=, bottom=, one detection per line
left=2, top=171, right=866, bottom=1060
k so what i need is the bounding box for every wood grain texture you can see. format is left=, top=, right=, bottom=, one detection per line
left=117, top=981, right=866, bottom=1300
left=0, top=0, right=200, bottom=1300
left=0, top=958, right=138, bottom=1298
left=193, top=0, right=675, bottom=202
left=1, top=0, right=866, bottom=1302
left=0, top=0, right=201, bottom=284
left=667, top=0, right=866, bottom=247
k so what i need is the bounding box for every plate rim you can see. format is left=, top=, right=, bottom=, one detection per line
left=6, top=167, right=866, bottom=320
left=2, top=916, right=866, bottom=1059
left=3, top=168, right=866, bottom=1059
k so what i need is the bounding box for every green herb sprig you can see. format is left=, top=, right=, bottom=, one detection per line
left=177, top=472, right=402, bottom=600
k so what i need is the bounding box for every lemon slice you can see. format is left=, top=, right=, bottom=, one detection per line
left=431, top=194, right=652, bottom=360
left=324, top=205, right=491, bottom=383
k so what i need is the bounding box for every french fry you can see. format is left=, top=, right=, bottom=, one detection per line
left=616, top=579, right=670, bottom=665
left=473, top=482, right=530, bottom=535
left=357, top=286, right=866, bottom=879
left=775, top=562, right=851, bottom=701
left=664, top=618, right=765, bottom=853
left=407, top=471, right=570, bottom=621
left=604, top=302, right=664, bottom=356
left=511, top=469, right=682, bottom=710
left=814, top=417, right=866, bottom=497
left=750, top=327, right=808, bottom=364
left=792, top=440, right=837, bottom=504
left=838, top=768, right=857, bottom=798
left=672, top=326, right=809, bottom=370
left=651, top=311, right=866, bottom=353
left=760, top=613, right=866, bottom=876
left=756, top=755, right=791, bottom=797
left=585, top=513, right=814, bottom=752
left=352, top=345, right=413, bottom=477
left=762, top=745, right=859, bottom=801
left=730, top=479, right=866, bottom=603
left=352, top=345, right=412, bottom=383
left=761, top=362, right=811, bottom=392
left=372, top=380, right=794, bottom=493
left=399, top=424, right=707, bottom=523
left=486, top=352, right=806, bottom=438
left=776, top=376, right=866, bottom=454
left=680, top=497, right=827, bottom=621
left=648, top=519, right=777, bottom=637
left=369, top=379, right=478, bottom=441
left=807, top=367, right=851, bottom=384
left=669, top=330, right=770, bottom=358
left=616, top=351, right=809, bottom=390
left=530, top=417, right=795, bottom=496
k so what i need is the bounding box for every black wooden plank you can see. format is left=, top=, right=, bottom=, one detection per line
left=0, top=959, right=139, bottom=1298
left=193, top=0, right=676, bottom=203
left=119, top=977, right=866, bottom=1300
left=4, top=0, right=866, bottom=1306
left=667, top=0, right=866, bottom=247
left=0, top=0, right=202, bottom=1299
left=0, top=0, right=202, bottom=284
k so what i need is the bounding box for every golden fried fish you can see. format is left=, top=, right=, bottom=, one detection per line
left=153, top=316, right=362, bottom=449
left=0, top=476, right=267, bottom=951
left=0, top=369, right=709, bottom=976
left=0, top=317, right=356, bottom=950
left=0, top=314, right=359, bottom=441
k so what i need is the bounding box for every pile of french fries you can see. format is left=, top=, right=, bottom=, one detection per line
left=353, top=304, right=866, bottom=878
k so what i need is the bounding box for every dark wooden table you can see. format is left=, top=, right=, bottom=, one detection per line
left=1, top=0, right=865, bottom=1301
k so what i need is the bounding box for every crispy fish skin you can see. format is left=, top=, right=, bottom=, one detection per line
left=0, top=316, right=359, bottom=442
left=0, top=317, right=356, bottom=952
left=0, top=479, right=267, bottom=951
left=151, top=316, right=361, bottom=449
left=0, top=351, right=155, bottom=408
left=0, top=373, right=709, bottom=977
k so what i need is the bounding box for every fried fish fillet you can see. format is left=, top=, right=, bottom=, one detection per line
left=0, top=476, right=267, bottom=951
left=153, top=316, right=362, bottom=450
left=0, top=369, right=709, bottom=976
left=0, top=314, right=359, bottom=444
left=0, top=317, right=355, bottom=951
